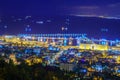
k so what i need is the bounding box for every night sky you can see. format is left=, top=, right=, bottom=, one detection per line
left=0, top=0, right=120, bottom=39
left=0, top=0, right=120, bottom=17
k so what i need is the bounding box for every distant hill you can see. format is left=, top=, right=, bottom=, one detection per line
left=0, top=16, right=120, bottom=39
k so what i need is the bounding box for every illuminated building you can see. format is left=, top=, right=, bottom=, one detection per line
left=60, top=63, right=77, bottom=71
left=69, top=37, right=73, bottom=46
left=9, top=54, right=17, bottom=64
left=63, top=37, right=67, bottom=46
left=76, top=37, right=81, bottom=46
left=33, top=47, right=41, bottom=55
left=25, top=55, right=42, bottom=65
left=79, top=44, right=109, bottom=51
left=2, top=34, right=120, bottom=51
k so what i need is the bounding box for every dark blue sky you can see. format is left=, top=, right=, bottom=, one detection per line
left=0, top=0, right=120, bottom=17
left=0, top=0, right=120, bottom=39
